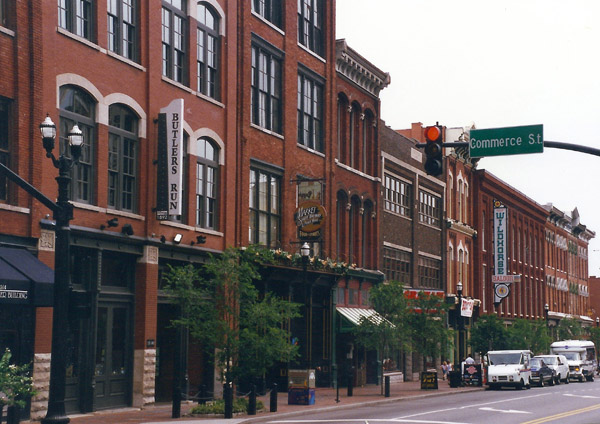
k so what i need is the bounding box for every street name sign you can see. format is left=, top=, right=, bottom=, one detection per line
left=469, top=124, right=543, bottom=158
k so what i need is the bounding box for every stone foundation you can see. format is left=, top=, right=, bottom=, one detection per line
left=133, top=349, right=156, bottom=407
left=30, top=353, right=51, bottom=421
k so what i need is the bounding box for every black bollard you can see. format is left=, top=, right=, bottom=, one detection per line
left=347, top=374, right=353, bottom=397
left=224, top=382, right=233, bottom=419
left=270, top=383, right=278, bottom=412
left=6, top=405, right=19, bottom=424
left=248, top=384, right=257, bottom=415
left=199, top=384, right=207, bottom=404
left=384, top=375, right=390, bottom=397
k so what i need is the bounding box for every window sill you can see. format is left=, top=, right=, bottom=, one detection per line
left=57, top=27, right=103, bottom=52
left=72, top=202, right=145, bottom=221
left=334, top=160, right=380, bottom=181
left=251, top=11, right=285, bottom=36
left=297, top=143, right=325, bottom=157
left=297, top=42, right=326, bottom=63
left=383, top=209, right=412, bottom=221
left=106, top=50, right=145, bottom=72
left=250, top=123, right=284, bottom=140
left=160, top=220, right=223, bottom=237
left=0, top=203, right=29, bottom=214
left=0, top=26, right=15, bottom=37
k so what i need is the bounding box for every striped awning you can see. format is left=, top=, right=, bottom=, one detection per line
left=336, top=306, right=388, bottom=326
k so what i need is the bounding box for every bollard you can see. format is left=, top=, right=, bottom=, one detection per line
left=6, top=405, right=19, bottom=424
left=270, top=383, right=278, bottom=412
left=384, top=375, right=390, bottom=397
left=248, top=384, right=257, bottom=415
left=224, top=383, right=233, bottom=419
left=347, top=374, right=353, bottom=397
left=199, top=384, right=207, bottom=404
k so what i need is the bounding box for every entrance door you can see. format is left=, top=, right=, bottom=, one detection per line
left=94, top=303, right=131, bottom=409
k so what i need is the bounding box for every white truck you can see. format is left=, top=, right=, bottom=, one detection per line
left=484, top=349, right=533, bottom=390
left=550, top=340, right=596, bottom=382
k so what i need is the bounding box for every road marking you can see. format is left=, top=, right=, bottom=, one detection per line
left=479, top=407, right=531, bottom=414
left=563, top=393, right=600, bottom=399
left=520, top=403, right=600, bottom=424
left=268, top=420, right=470, bottom=424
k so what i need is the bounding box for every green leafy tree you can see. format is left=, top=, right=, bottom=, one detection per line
left=588, top=327, right=600, bottom=352
left=353, top=280, right=408, bottom=392
left=469, top=314, right=509, bottom=354
left=406, top=292, right=452, bottom=372
left=507, top=318, right=551, bottom=354
left=163, top=246, right=300, bottom=386
left=0, top=349, right=36, bottom=421
left=556, top=317, right=584, bottom=341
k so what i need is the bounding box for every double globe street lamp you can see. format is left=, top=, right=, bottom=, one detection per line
left=39, top=116, right=82, bottom=424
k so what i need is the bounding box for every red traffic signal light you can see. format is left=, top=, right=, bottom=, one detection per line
left=423, top=125, right=443, bottom=176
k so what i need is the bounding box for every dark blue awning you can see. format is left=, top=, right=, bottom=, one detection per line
left=0, top=246, right=54, bottom=306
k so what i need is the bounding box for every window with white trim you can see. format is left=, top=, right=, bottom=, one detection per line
left=108, top=0, right=137, bottom=61
left=419, top=190, right=441, bottom=227
left=59, top=0, right=93, bottom=40
left=162, top=0, right=187, bottom=84
left=384, top=174, right=411, bottom=217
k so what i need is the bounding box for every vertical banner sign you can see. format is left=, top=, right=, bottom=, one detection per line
left=161, top=99, right=184, bottom=217
left=493, top=200, right=508, bottom=304
left=296, top=180, right=325, bottom=241
left=156, top=114, right=168, bottom=220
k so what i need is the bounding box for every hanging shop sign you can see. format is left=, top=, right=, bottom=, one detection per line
left=295, top=200, right=327, bottom=233
left=493, top=200, right=509, bottom=304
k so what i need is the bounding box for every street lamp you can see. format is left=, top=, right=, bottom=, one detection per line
left=596, top=317, right=599, bottom=328
left=456, top=282, right=463, bottom=364
left=41, top=116, right=82, bottom=424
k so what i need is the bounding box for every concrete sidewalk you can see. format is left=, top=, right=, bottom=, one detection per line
left=61, top=379, right=482, bottom=424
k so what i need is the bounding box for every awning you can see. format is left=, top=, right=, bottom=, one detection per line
left=0, top=246, right=54, bottom=306
left=336, top=306, right=387, bottom=326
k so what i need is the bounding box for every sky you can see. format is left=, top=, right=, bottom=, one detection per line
left=336, top=0, right=600, bottom=276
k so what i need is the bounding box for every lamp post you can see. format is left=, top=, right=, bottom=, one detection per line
left=41, top=116, right=82, bottom=424
left=544, top=303, right=550, bottom=341
left=596, top=317, right=599, bottom=328
left=456, top=282, right=463, bottom=364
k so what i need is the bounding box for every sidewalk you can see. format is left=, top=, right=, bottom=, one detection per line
left=58, top=379, right=482, bottom=424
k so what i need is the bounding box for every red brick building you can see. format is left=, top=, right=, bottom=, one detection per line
left=472, top=170, right=548, bottom=321
left=0, top=0, right=388, bottom=418
left=544, top=204, right=594, bottom=329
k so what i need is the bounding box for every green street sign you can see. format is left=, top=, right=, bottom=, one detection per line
left=469, top=124, right=543, bottom=158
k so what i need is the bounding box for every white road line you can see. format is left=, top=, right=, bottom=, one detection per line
left=395, top=392, right=550, bottom=419
left=268, top=420, right=470, bottom=424
left=563, top=393, right=600, bottom=399
left=479, top=406, right=531, bottom=414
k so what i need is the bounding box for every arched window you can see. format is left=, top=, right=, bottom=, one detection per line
left=108, top=104, right=138, bottom=212
left=196, top=137, right=219, bottom=229
left=59, top=85, right=96, bottom=203
left=349, top=195, right=361, bottom=264
left=349, top=104, right=360, bottom=169
left=458, top=180, right=463, bottom=222
left=337, top=95, right=348, bottom=162
left=197, top=3, right=220, bottom=99
left=458, top=249, right=464, bottom=288
left=362, top=201, right=374, bottom=268
left=363, top=110, right=375, bottom=175
left=336, top=191, right=348, bottom=260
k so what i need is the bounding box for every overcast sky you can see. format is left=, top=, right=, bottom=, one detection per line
left=336, top=0, right=600, bottom=278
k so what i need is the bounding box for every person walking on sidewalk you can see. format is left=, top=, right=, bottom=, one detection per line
left=441, top=361, right=449, bottom=380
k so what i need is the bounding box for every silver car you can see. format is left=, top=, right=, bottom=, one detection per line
left=535, top=354, right=570, bottom=384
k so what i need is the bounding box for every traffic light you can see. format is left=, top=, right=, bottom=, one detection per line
left=424, top=125, right=443, bottom=176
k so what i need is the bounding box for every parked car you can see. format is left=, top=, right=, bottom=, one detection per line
left=535, top=354, right=570, bottom=384
left=529, top=357, right=554, bottom=387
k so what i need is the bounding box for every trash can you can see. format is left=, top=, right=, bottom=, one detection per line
left=448, top=370, right=462, bottom=388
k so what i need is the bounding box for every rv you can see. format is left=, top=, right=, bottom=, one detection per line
left=550, top=340, right=596, bottom=382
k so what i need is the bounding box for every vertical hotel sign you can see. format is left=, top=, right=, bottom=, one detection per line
left=493, top=200, right=509, bottom=304
left=157, top=99, right=184, bottom=219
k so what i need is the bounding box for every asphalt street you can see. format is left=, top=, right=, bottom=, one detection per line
left=252, top=379, right=600, bottom=424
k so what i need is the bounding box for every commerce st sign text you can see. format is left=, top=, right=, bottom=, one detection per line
left=469, top=124, right=543, bottom=158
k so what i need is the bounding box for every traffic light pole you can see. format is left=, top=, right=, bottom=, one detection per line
left=418, top=141, right=600, bottom=158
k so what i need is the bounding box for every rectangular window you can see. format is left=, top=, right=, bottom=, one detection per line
left=419, top=190, right=441, bottom=227
left=0, top=99, right=9, bottom=201
left=108, top=0, right=137, bottom=61
left=384, top=174, right=411, bottom=217
left=297, top=72, right=324, bottom=152
left=251, top=41, right=282, bottom=134
left=298, top=0, right=323, bottom=56
left=61, top=117, right=94, bottom=203
left=249, top=167, right=281, bottom=248
left=383, top=247, right=411, bottom=284
left=360, top=288, right=370, bottom=306
left=418, top=256, right=442, bottom=289
left=196, top=162, right=217, bottom=229
left=253, top=0, right=282, bottom=28
left=337, top=286, right=345, bottom=305
left=162, top=1, right=187, bottom=84
left=59, top=0, right=93, bottom=40
left=348, top=288, right=358, bottom=305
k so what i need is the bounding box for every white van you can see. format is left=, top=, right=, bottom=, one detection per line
left=485, top=350, right=532, bottom=390
left=550, top=340, right=596, bottom=382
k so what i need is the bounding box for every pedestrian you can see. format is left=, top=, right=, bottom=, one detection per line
left=441, top=361, right=449, bottom=380
left=465, top=355, right=475, bottom=365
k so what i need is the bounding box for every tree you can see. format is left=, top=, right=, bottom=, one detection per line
left=556, top=317, right=584, bottom=341
left=507, top=318, right=551, bottom=354
left=353, top=280, right=408, bottom=392
left=163, top=246, right=300, bottom=388
left=406, top=292, right=452, bottom=371
left=0, top=349, right=36, bottom=422
left=469, top=314, right=509, bottom=354
left=588, top=327, right=600, bottom=352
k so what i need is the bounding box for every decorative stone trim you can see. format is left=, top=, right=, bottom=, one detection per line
left=336, top=39, right=390, bottom=97
left=30, top=353, right=51, bottom=420
left=133, top=349, right=156, bottom=407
